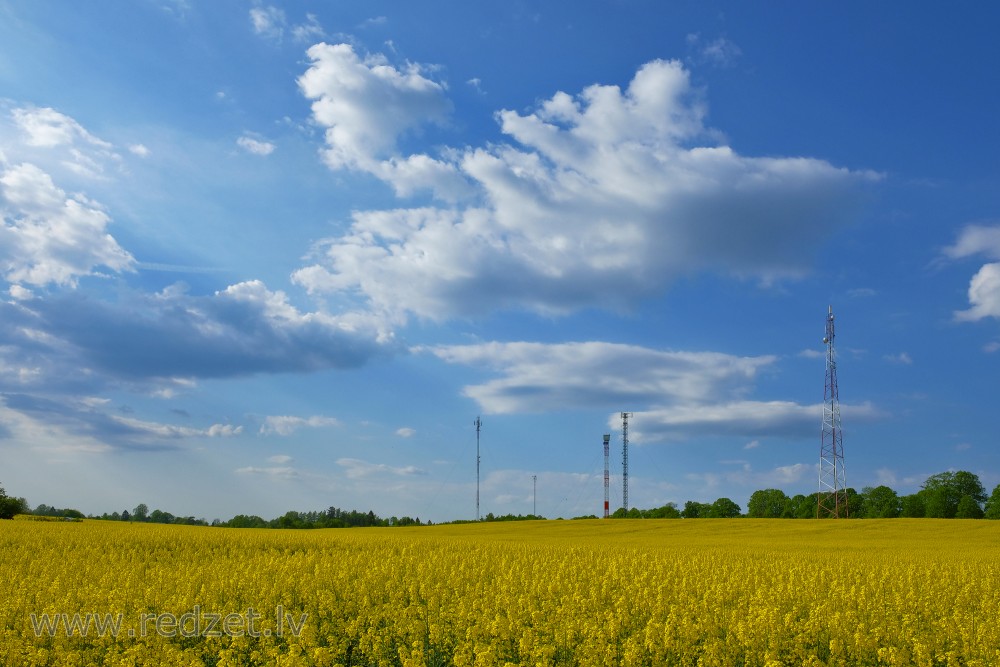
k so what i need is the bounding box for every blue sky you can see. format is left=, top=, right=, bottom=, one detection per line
left=1, top=1, right=998, bottom=522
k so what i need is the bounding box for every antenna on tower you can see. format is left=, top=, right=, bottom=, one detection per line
left=621, top=412, right=632, bottom=511
left=475, top=416, right=482, bottom=521
left=818, top=306, right=848, bottom=518
left=602, top=434, right=611, bottom=518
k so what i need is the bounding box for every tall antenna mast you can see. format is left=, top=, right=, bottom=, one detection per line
left=475, top=416, right=482, bottom=521
left=621, top=412, right=632, bottom=511
left=818, top=305, right=848, bottom=518
left=532, top=474, right=537, bottom=516
left=602, top=434, right=611, bottom=518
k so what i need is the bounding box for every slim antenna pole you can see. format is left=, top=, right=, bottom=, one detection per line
left=475, top=416, right=482, bottom=521
left=532, top=474, right=537, bottom=516
left=602, top=434, right=611, bottom=518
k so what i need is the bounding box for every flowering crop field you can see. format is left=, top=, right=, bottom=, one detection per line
left=1, top=519, right=998, bottom=666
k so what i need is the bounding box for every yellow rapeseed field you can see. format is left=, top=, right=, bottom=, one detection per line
left=1, top=518, right=997, bottom=666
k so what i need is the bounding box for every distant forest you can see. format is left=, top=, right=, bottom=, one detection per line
left=3, top=470, right=999, bottom=524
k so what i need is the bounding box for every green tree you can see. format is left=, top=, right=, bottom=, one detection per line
left=708, top=497, right=741, bottom=518
left=861, top=485, right=901, bottom=518
left=985, top=485, right=1000, bottom=520
left=682, top=501, right=711, bottom=518
left=921, top=471, right=986, bottom=518
left=0, top=485, right=28, bottom=520
left=747, top=489, right=790, bottom=518
left=644, top=503, right=681, bottom=519
left=924, top=488, right=950, bottom=518
left=900, top=493, right=926, bottom=518
left=792, top=494, right=818, bottom=519
left=132, top=503, right=149, bottom=522
left=956, top=495, right=984, bottom=519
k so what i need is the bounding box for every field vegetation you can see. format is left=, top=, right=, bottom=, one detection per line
left=2, top=518, right=998, bottom=666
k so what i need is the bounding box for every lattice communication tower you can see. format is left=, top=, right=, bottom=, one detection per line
left=818, top=306, right=848, bottom=518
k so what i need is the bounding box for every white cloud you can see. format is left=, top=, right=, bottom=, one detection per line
left=298, top=42, right=453, bottom=173
left=13, top=107, right=111, bottom=150
left=955, top=262, right=1000, bottom=321
left=111, top=415, right=242, bottom=439
left=10, top=106, right=121, bottom=179
left=630, top=400, right=883, bottom=442
left=743, top=439, right=760, bottom=450
left=0, top=162, right=135, bottom=286
left=687, top=34, right=742, bottom=67
left=295, top=58, right=877, bottom=321
left=259, top=414, right=340, bottom=436
left=268, top=454, right=292, bottom=464
left=946, top=225, right=1000, bottom=322
left=943, top=224, right=1000, bottom=260
left=128, top=144, right=150, bottom=157
left=8, top=284, right=33, bottom=300
left=883, top=352, right=913, bottom=365
left=235, top=465, right=297, bottom=478
left=237, top=135, right=276, bottom=156
left=291, top=13, right=324, bottom=42
left=336, top=457, right=426, bottom=479
left=395, top=427, right=416, bottom=438
left=249, top=6, right=285, bottom=41
left=798, top=348, right=823, bottom=359
left=428, top=341, right=776, bottom=414
left=684, top=461, right=813, bottom=497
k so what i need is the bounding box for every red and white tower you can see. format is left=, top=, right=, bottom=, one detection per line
left=818, top=305, right=848, bottom=518
left=621, top=412, right=632, bottom=512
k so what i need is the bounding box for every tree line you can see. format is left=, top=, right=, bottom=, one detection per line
left=610, top=471, right=1000, bottom=520
left=5, top=470, right=999, bottom=524
left=93, top=504, right=428, bottom=528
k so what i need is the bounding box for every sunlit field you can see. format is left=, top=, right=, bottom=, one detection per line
left=2, top=519, right=998, bottom=666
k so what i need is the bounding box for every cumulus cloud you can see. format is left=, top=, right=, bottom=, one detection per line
left=9, top=106, right=121, bottom=179
left=955, top=263, right=1000, bottom=322
left=0, top=393, right=240, bottom=451
left=1, top=280, right=394, bottom=384
left=945, top=224, right=1000, bottom=322
left=298, top=42, right=453, bottom=173
left=944, top=224, right=1000, bottom=261
left=427, top=340, right=885, bottom=440
left=295, top=57, right=877, bottom=321
left=0, top=162, right=135, bottom=286
left=395, top=427, right=415, bottom=438
left=259, top=414, right=340, bottom=436
left=428, top=341, right=776, bottom=414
